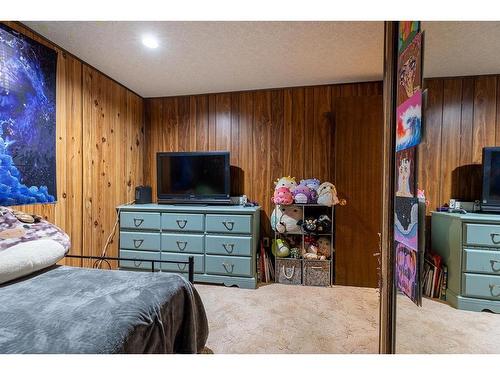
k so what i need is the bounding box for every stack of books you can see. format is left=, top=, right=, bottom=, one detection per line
left=257, top=241, right=274, bottom=283
left=422, top=251, right=447, bottom=300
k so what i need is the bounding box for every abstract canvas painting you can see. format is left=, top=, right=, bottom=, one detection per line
left=394, top=196, right=418, bottom=250
left=398, top=21, right=419, bottom=53
left=0, top=24, right=57, bottom=206
left=397, top=32, right=422, bottom=106
left=396, top=90, right=422, bottom=152
left=395, top=147, right=416, bottom=197
left=395, top=240, right=419, bottom=303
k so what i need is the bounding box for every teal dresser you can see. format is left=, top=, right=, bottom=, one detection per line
left=117, top=203, right=260, bottom=289
left=432, top=211, right=500, bottom=312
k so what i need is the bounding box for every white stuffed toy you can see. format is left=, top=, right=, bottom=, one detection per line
left=317, top=182, right=346, bottom=207
left=274, top=176, right=298, bottom=191
left=271, top=205, right=303, bottom=234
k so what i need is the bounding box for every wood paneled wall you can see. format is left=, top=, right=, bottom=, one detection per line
left=3, top=22, right=144, bottom=266
left=418, top=75, right=500, bottom=216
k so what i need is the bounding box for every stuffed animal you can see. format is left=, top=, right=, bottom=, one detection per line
left=272, top=187, right=293, bottom=205
left=271, top=205, right=303, bottom=234
left=299, top=216, right=317, bottom=233
left=272, top=238, right=290, bottom=258
left=302, top=235, right=324, bottom=260
left=300, top=178, right=320, bottom=203
left=315, top=214, right=332, bottom=234
left=317, top=182, right=344, bottom=207
left=290, top=247, right=300, bottom=259
left=274, top=176, right=298, bottom=191
left=292, top=183, right=314, bottom=204
left=317, top=236, right=331, bottom=259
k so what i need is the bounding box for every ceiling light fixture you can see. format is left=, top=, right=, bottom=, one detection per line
left=142, top=35, right=159, bottom=49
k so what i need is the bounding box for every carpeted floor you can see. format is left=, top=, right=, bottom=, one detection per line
left=195, top=283, right=500, bottom=354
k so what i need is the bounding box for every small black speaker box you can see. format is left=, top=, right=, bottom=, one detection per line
left=135, top=185, right=152, bottom=204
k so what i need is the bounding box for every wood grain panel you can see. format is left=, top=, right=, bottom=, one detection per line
left=472, top=76, right=497, bottom=163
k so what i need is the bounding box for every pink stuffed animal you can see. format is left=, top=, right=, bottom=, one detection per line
left=272, top=187, right=293, bottom=205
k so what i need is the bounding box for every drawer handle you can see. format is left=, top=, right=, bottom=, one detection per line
left=222, top=262, right=234, bottom=273
left=133, top=218, right=144, bottom=227
left=282, top=266, right=295, bottom=280
left=489, top=284, right=500, bottom=297
left=310, top=266, right=324, bottom=270
left=133, top=239, right=144, bottom=248
left=491, top=233, right=500, bottom=244
left=176, top=241, right=188, bottom=251
left=133, top=259, right=143, bottom=267
left=490, top=260, right=500, bottom=272
left=176, top=219, right=188, bottom=229
left=177, top=263, right=187, bottom=271
left=222, top=221, right=235, bottom=231
left=222, top=243, right=235, bottom=254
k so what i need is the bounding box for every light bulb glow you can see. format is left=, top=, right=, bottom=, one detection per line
left=142, top=35, right=159, bottom=49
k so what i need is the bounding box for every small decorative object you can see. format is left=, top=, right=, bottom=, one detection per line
left=292, top=183, right=314, bottom=204
left=317, top=236, right=331, bottom=259
left=302, top=235, right=321, bottom=260
left=271, top=238, right=290, bottom=258
left=300, top=178, right=320, bottom=203
left=12, top=210, right=36, bottom=224
left=317, top=182, right=343, bottom=207
left=274, top=176, right=298, bottom=191
left=272, top=187, right=294, bottom=205
left=315, top=215, right=332, bottom=234
left=299, top=216, right=317, bottom=233
left=290, top=247, right=300, bottom=259
left=271, top=205, right=303, bottom=234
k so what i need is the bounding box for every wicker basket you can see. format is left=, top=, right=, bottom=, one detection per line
left=276, top=258, right=302, bottom=285
left=303, top=260, right=331, bottom=287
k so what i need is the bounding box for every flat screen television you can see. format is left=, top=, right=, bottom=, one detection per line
left=157, top=151, right=231, bottom=204
left=481, top=147, right=500, bottom=212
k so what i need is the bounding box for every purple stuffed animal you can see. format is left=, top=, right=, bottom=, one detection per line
left=292, top=184, right=314, bottom=204
left=300, top=178, right=320, bottom=203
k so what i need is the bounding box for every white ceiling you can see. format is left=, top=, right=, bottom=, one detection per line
left=23, top=21, right=500, bottom=98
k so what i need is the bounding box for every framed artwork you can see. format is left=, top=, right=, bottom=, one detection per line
left=0, top=23, right=57, bottom=206
left=397, top=32, right=422, bottom=106
left=395, top=147, right=416, bottom=197
left=394, top=196, right=418, bottom=251
left=398, top=21, right=420, bottom=53
left=395, top=241, right=420, bottom=304
left=396, top=90, right=422, bottom=152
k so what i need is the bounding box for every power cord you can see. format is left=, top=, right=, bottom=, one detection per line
left=95, top=200, right=135, bottom=269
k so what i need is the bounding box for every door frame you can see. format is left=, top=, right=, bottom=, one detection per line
left=379, top=21, right=398, bottom=354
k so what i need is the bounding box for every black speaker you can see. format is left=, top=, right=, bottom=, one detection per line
left=135, top=185, right=152, bottom=204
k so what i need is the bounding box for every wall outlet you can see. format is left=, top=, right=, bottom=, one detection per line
left=262, top=237, right=270, bottom=248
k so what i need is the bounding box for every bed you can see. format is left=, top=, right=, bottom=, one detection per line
left=0, top=207, right=208, bottom=354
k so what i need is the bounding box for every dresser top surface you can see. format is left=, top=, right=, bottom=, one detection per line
left=117, top=203, right=260, bottom=214
left=432, top=211, right=500, bottom=223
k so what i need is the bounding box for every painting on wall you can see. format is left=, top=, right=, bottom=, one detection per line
left=394, top=196, right=418, bottom=251
left=0, top=24, right=57, bottom=206
left=395, top=147, right=416, bottom=197
left=396, top=90, right=422, bottom=152
left=397, top=32, right=422, bottom=106
left=395, top=240, right=420, bottom=304
left=398, top=21, right=420, bottom=53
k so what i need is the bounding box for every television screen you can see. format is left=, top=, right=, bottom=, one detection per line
left=482, top=147, right=500, bottom=210
left=157, top=152, right=230, bottom=202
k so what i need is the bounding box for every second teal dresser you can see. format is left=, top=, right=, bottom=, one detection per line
left=432, top=211, right=500, bottom=313
left=117, top=203, right=260, bottom=289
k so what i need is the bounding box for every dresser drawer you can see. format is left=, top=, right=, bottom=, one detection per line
left=205, top=214, right=252, bottom=234
left=205, top=235, right=252, bottom=256
left=119, top=249, right=160, bottom=270
left=161, top=253, right=204, bottom=274
left=161, top=233, right=204, bottom=254
left=464, top=223, right=500, bottom=247
left=120, top=231, right=160, bottom=251
left=464, top=248, right=500, bottom=274
left=464, top=273, right=500, bottom=300
left=205, top=255, right=252, bottom=277
left=120, top=212, right=160, bottom=230
left=162, top=213, right=204, bottom=232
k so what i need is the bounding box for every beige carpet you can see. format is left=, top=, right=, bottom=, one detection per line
left=195, top=283, right=500, bottom=354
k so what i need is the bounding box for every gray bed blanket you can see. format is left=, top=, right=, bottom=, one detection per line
left=0, top=266, right=208, bottom=354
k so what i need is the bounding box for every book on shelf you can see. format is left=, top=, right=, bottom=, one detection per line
left=422, top=251, right=447, bottom=299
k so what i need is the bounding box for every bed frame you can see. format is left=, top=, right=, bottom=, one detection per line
left=65, top=254, right=195, bottom=283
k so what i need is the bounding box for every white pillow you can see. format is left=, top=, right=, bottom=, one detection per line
left=0, top=239, right=66, bottom=285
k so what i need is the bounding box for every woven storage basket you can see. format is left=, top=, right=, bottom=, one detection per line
left=303, top=260, right=331, bottom=287
left=276, top=258, right=302, bottom=285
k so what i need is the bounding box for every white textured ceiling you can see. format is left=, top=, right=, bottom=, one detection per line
left=22, top=21, right=500, bottom=97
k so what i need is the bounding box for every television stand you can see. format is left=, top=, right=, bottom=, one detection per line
left=158, top=198, right=232, bottom=205
left=116, top=203, right=260, bottom=289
